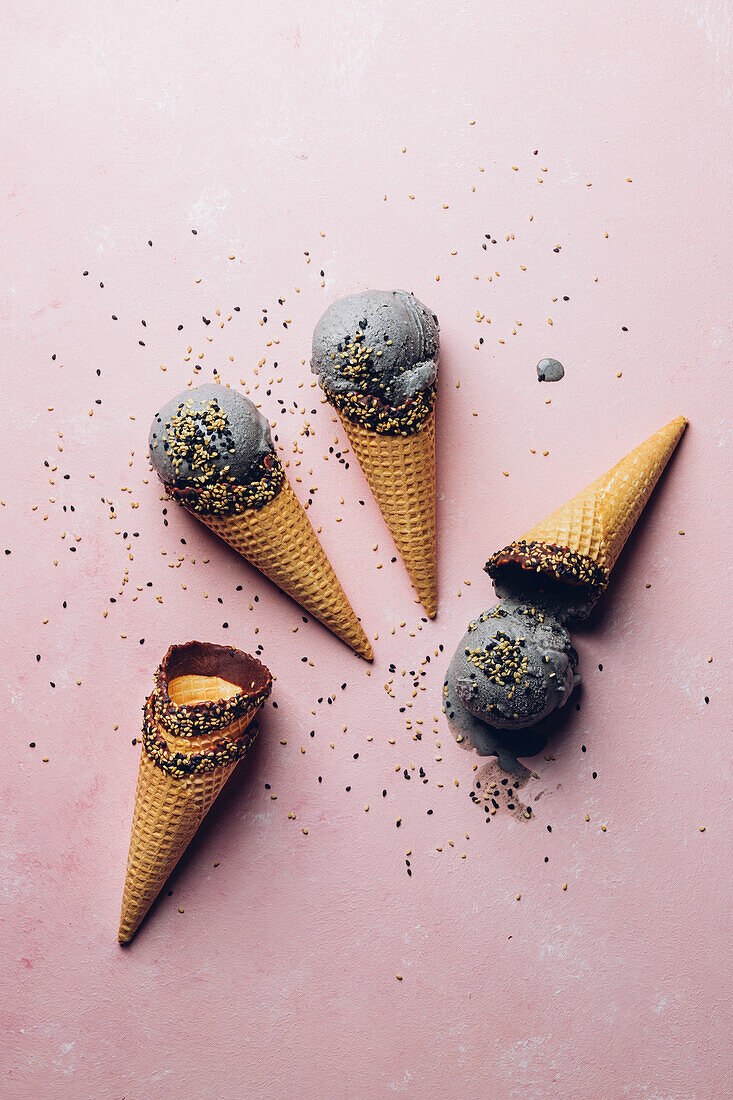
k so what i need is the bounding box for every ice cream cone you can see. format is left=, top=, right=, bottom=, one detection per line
left=191, top=479, right=372, bottom=659
left=339, top=409, right=437, bottom=618
left=310, top=289, right=440, bottom=618
left=485, top=415, right=688, bottom=615
left=148, top=382, right=371, bottom=659
left=118, top=642, right=272, bottom=944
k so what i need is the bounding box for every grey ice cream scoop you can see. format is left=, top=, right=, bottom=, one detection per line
left=450, top=600, right=580, bottom=731
left=148, top=383, right=274, bottom=491
left=537, top=357, right=565, bottom=382
left=311, top=289, right=439, bottom=407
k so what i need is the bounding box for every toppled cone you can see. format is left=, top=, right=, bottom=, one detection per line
left=118, top=641, right=272, bottom=944
left=485, top=415, right=688, bottom=618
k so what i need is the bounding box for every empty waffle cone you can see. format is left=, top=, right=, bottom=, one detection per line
left=118, top=642, right=272, bottom=944
left=485, top=415, right=688, bottom=616
left=339, top=410, right=437, bottom=618
left=192, top=481, right=372, bottom=659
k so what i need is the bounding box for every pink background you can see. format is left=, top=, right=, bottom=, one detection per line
left=3, top=1, right=731, bottom=1097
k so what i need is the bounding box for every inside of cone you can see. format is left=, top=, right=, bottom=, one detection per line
left=163, top=641, right=271, bottom=701
left=168, top=675, right=241, bottom=707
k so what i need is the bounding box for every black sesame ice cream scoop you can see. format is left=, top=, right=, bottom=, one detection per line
left=311, top=289, right=439, bottom=409
left=450, top=600, right=580, bottom=731
left=149, top=383, right=275, bottom=495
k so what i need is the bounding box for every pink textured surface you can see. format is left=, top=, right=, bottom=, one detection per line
left=3, top=2, right=731, bottom=1097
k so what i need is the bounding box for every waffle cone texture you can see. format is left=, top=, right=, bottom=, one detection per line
left=189, top=480, right=372, bottom=659
left=339, top=410, right=437, bottom=618
left=485, top=415, right=688, bottom=614
left=118, top=642, right=272, bottom=944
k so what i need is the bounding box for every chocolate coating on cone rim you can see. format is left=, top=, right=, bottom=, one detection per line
left=484, top=540, right=610, bottom=611
left=165, top=453, right=285, bottom=516
left=144, top=642, right=272, bottom=772
left=323, top=382, right=436, bottom=435
left=142, top=703, right=261, bottom=776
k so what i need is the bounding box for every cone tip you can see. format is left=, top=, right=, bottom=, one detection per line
left=118, top=922, right=134, bottom=945
left=118, top=887, right=153, bottom=945
left=118, top=901, right=145, bottom=943
left=416, top=588, right=437, bottom=619
left=660, top=414, right=688, bottom=449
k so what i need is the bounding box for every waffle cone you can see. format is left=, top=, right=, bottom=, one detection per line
left=339, top=410, right=437, bottom=618
left=486, top=416, right=688, bottom=613
left=527, top=415, right=687, bottom=569
left=119, top=645, right=272, bottom=944
left=118, top=742, right=238, bottom=944
left=193, top=481, right=372, bottom=659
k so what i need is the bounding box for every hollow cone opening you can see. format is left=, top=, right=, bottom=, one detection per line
left=168, top=674, right=242, bottom=706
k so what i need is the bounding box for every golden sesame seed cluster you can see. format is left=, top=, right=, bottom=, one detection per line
left=323, top=381, right=436, bottom=435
